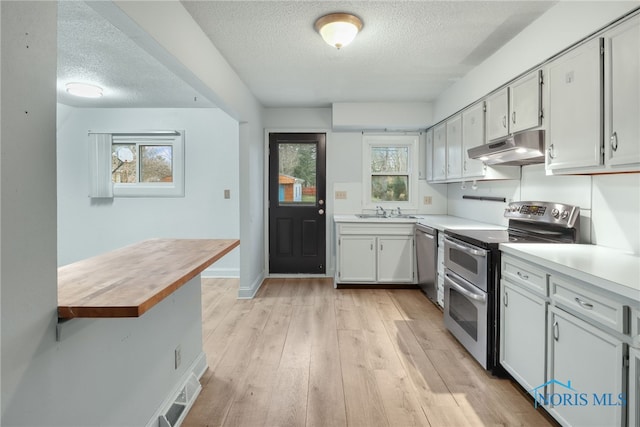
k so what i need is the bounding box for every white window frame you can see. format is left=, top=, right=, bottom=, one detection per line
left=89, top=131, right=185, bottom=198
left=362, top=134, right=419, bottom=210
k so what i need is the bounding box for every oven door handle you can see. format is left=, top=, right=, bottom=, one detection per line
left=444, top=237, right=487, bottom=257
left=445, top=273, right=487, bottom=303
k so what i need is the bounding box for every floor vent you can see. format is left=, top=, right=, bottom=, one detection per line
left=158, top=373, right=201, bottom=427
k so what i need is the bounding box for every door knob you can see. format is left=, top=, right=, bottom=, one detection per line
left=318, top=209, right=324, bottom=215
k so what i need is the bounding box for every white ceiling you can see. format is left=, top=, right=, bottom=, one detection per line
left=57, top=1, right=557, bottom=109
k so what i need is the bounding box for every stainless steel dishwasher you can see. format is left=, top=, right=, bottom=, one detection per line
left=415, top=223, right=437, bottom=303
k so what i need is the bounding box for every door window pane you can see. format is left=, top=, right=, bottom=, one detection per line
left=140, top=145, right=173, bottom=182
left=278, top=143, right=317, bottom=205
left=371, top=175, right=408, bottom=202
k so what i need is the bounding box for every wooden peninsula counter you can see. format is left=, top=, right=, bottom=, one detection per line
left=58, top=238, right=240, bottom=319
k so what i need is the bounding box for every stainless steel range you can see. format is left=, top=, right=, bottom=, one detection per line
left=443, top=201, right=580, bottom=374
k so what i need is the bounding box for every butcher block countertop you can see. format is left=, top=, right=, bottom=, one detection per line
left=58, top=238, right=239, bottom=319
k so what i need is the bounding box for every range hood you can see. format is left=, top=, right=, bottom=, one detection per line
left=467, top=130, right=545, bottom=166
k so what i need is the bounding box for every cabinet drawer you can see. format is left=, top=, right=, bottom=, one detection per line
left=550, top=275, right=629, bottom=334
left=501, top=255, right=547, bottom=296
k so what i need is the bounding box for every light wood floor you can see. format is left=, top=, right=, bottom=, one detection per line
left=183, top=278, right=554, bottom=427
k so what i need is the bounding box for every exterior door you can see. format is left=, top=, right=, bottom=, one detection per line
left=269, top=133, right=326, bottom=274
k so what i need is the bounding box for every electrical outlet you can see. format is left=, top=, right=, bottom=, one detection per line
left=335, top=190, right=347, bottom=200
left=423, top=196, right=432, bottom=205
left=174, top=345, right=182, bottom=370
left=224, top=189, right=231, bottom=199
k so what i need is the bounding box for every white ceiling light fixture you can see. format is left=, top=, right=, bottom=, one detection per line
left=65, top=82, right=103, bottom=98
left=314, top=13, right=363, bottom=49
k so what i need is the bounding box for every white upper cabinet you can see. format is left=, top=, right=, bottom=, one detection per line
left=446, top=114, right=463, bottom=180
left=605, top=15, right=640, bottom=169
left=546, top=37, right=604, bottom=172
left=486, top=87, right=510, bottom=141
left=486, top=69, right=542, bottom=142
left=509, top=70, right=543, bottom=133
left=432, top=123, right=447, bottom=182
left=425, top=128, right=434, bottom=182
left=461, top=102, right=487, bottom=178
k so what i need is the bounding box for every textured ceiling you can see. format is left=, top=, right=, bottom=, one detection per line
left=56, top=1, right=556, bottom=109
left=57, top=1, right=215, bottom=108
left=182, top=1, right=556, bottom=107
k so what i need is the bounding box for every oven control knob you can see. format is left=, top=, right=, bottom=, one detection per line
left=561, top=210, right=569, bottom=220
left=551, top=208, right=560, bottom=219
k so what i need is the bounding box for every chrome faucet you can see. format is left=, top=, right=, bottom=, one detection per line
left=375, top=205, right=387, bottom=217
left=396, top=206, right=402, bottom=216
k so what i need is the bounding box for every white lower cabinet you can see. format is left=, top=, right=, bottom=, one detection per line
left=500, top=279, right=546, bottom=393
left=547, top=306, right=625, bottom=427
left=338, top=236, right=376, bottom=282
left=377, top=236, right=414, bottom=283
left=630, top=347, right=639, bottom=427
left=335, top=223, right=415, bottom=285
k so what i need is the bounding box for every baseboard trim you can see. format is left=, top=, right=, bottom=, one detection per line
left=237, top=271, right=264, bottom=299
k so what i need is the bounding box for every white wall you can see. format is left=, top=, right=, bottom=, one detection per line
left=107, top=1, right=266, bottom=298
left=56, top=105, right=240, bottom=276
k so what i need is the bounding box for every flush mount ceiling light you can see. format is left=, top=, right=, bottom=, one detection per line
left=314, top=13, right=363, bottom=49
left=65, top=82, right=103, bottom=98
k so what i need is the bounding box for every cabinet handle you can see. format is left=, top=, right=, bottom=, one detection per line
left=547, top=144, right=555, bottom=161
left=512, top=111, right=516, bottom=124
left=575, top=297, right=594, bottom=310
left=504, top=292, right=509, bottom=307
left=370, top=243, right=373, bottom=251
left=516, top=271, right=529, bottom=280
left=502, top=115, right=507, bottom=129
left=553, top=321, right=559, bottom=341
left=610, top=132, right=618, bottom=152
left=380, top=244, right=384, bottom=251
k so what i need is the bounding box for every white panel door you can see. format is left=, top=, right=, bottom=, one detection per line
left=486, top=88, right=509, bottom=141
left=547, top=38, right=603, bottom=171
left=606, top=15, right=640, bottom=168
left=446, top=114, right=463, bottom=180
left=462, top=102, right=487, bottom=178
left=432, top=123, right=447, bottom=181
left=377, top=236, right=414, bottom=283
left=425, top=128, right=434, bottom=181
left=338, top=236, right=376, bottom=282
left=510, top=69, right=542, bottom=133
left=547, top=307, right=625, bottom=427
left=500, top=280, right=547, bottom=393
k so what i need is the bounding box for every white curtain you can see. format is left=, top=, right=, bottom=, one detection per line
left=88, top=133, right=113, bottom=198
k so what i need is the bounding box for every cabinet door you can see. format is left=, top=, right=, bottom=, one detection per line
left=432, top=123, right=447, bottom=181
left=377, top=236, right=414, bottom=283
left=547, top=307, right=625, bottom=427
left=425, top=129, right=434, bottom=181
left=462, top=102, right=487, bottom=178
left=630, top=347, right=639, bottom=427
left=606, top=16, right=640, bottom=168
left=446, top=114, right=463, bottom=180
left=486, top=88, right=509, bottom=141
left=338, top=236, right=376, bottom=282
left=547, top=38, right=603, bottom=172
left=500, top=280, right=546, bottom=393
left=510, top=70, right=542, bottom=133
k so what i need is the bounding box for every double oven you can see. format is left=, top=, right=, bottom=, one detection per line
left=442, top=201, right=580, bottom=374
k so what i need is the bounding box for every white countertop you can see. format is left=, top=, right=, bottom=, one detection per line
left=417, top=215, right=506, bottom=232
left=333, top=214, right=506, bottom=230
left=500, top=243, right=640, bottom=302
